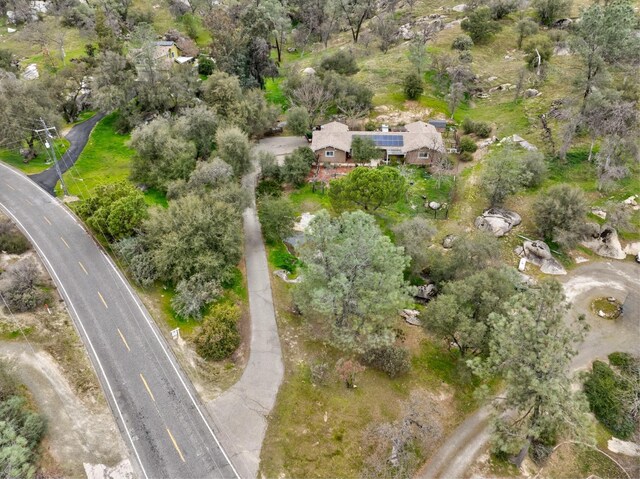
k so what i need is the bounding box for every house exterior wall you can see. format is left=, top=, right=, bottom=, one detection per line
left=405, top=148, right=435, bottom=165
left=315, top=147, right=348, bottom=163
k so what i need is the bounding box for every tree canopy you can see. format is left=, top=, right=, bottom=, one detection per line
left=329, top=166, right=406, bottom=211
left=295, top=210, right=411, bottom=353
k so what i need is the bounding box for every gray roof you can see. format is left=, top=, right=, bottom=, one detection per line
left=311, top=121, right=445, bottom=155
left=154, top=41, right=175, bottom=46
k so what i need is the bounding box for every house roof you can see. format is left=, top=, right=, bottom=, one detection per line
left=311, top=121, right=445, bottom=155
left=154, top=41, right=176, bottom=47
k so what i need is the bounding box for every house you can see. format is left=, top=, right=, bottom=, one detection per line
left=311, top=121, right=446, bottom=165
left=132, top=41, right=194, bottom=79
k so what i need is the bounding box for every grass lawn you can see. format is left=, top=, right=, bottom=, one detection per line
left=60, top=112, right=134, bottom=197
left=0, top=138, right=70, bottom=175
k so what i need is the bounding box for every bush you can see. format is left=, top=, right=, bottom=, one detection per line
left=258, top=196, right=296, bottom=244
left=286, top=106, right=310, bottom=136
left=452, top=34, right=474, bottom=51
left=320, top=50, right=359, bottom=75
left=403, top=72, right=424, bottom=100
left=0, top=259, right=46, bottom=313
left=362, top=345, right=411, bottom=378
left=490, top=0, right=520, bottom=20
left=194, top=303, right=241, bottom=361
left=256, top=179, right=283, bottom=197
left=198, top=56, right=215, bottom=76
left=462, top=118, right=491, bottom=138
left=459, top=151, right=474, bottom=162
left=459, top=136, right=478, bottom=153
left=171, top=273, right=221, bottom=319
left=0, top=219, right=30, bottom=254
left=282, top=147, right=315, bottom=186
left=584, top=360, right=636, bottom=439
left=458, top=51, right=473, bottom=64
left=310, top=362, right=330, bottom=385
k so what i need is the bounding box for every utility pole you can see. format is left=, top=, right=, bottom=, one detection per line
left=34, top=118, right=69, bottom=196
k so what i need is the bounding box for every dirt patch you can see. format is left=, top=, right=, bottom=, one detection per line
left=0, top=342, right=130, bottom=478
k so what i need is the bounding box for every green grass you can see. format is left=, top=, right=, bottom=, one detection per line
left=0, top=139, right=70, bottom=175
left=61, top=112, right=134, bottom=197
left=268, top=242, right=301, bottom=273
left=265, top=77, right=288, bottom=111
left=288, top=184, right=332, bottom=213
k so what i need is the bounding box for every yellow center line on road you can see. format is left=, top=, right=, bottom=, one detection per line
left=4, top=182, right=15, bottom=191
left=139, top=373, right=155, bottom=402
left=117, top=328, right=130, bottom=352
left=78, top=261, right=88, bottom=275
left=166, top=428, right=186, bottom=462
left=43, top=216, right=52, bottom=225
left=60, top=236, right=70, bottom=249
left=97, top=291, right=108, bottom=309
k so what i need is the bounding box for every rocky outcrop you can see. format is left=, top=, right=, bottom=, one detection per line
left=474, top=208, right=521, bottom=237
left=516, top=240, right=566, bottom=275
left=582, top=224, right=626, bottom=260
left=400, top=309, right=421, bottom=326
left=414, top=283, right=437, bottom=302
left=442, top=234, right=458, bottom=249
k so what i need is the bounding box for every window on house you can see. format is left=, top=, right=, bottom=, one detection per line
left=325, top=150, right=335, bottom=157
left=418, top=151, right=430, bottom=159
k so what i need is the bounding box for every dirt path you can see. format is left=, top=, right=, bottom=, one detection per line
left=415, top=260, right=640, bottom=479
left=0, top=341, right=131, bottom=479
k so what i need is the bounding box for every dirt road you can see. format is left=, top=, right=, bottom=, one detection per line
left=415, top=260, right=639, bottom=479
left=0, top=341, right=131, bottom=478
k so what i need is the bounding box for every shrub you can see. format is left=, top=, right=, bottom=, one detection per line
left=362, top=345, right=411, bottom=378
left=198, top=56, right=215, bottom=76
left=458, top=51, right=473, bottom=63
left=490, top=0, right=520, bottom=20
left=462, top=118, right=491, bottom=138
left=459, top=151, right=474, bottom=162
left=584, top=360, right=636, bottom=439
left=258, top=196, right=296, bottom=244
left=286, top=106, right=311, bottom=136
left=452, top=34, right=474, bottom=51
left=461, top=6, right=501, bottom=44
left=310, top=362, right=330, bottom=385
left=257, top=179, right=283, bottom=198
left=282, top=147, right=315, bottom=186
left=403, top=72, right=424, bottom=100
left=608, top=352, right=638, bottom=375
left=459, top=136, right=478, bottom=153
left=0, top=259, right=46, bottom=313
left=0, top=219, right=30, bottom=254
left=320, top=50, right=359, bottom=75
left=171, top=273, right=221, bottom=319
left=194, top=303, right=241, bottom=360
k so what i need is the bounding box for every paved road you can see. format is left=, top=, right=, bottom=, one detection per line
left=30, top=112, right=106, bottom=194
left=208, top=138, right=300, bottom=478
left=0, top=162, right=239, bottom=479
left=415, top=261, right=640, bottom=479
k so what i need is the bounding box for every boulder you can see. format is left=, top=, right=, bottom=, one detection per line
left=397, top=23, right=414, bottom=40
left=591, top=208, right=607, bottom=220
left=474, top=208, right=521, bottom=237
left=451, top=4, right=467, bottom=12
left=607, top=438, right=640, bottom=457
left=552, top=18, right=573, bottom=29
left=477, top=136, right=497, bottom=149
left=21, top=63, right=39, bottom=81
left=428, top=201, right=441, bottom=210
left=7, top=27, right=16, bottom=33
left=486, top=76, right=498, bottom=82
left=524, top=88, right=539, bottom=98
left=623, top=241, right=640, bottom=256
left=400, top=309, right=422, bottom=326
left=301, top=67, right=316, bottom=76
left=582, top=224, right=626, bottom=260
left=414, top=283, right=437, bottom=302
left=442, top=234, right=458, bottom=249
left=521, top=240, right=566, bottom=275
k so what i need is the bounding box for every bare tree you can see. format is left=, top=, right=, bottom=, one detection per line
left=336, top=0, right=377, bottom=43
left=370, top=13, right=398, bottom=53
left=289, top=78, right=332, bottom=125
left=446, top=82, right=465, bottom=119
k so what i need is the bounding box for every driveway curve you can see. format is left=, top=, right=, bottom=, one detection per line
left=415, top=260, right=640, bottom=479
left=208, top=137, right=305, bottom=478
left=30, top=112, right=105, bottom=194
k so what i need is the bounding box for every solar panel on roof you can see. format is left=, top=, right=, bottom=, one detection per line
left=354, top=134, right=404, bottom=147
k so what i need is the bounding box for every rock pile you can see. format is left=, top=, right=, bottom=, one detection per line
left=474, top=208, right=521, bottom=237
left=515, top=240, right=566, bottom=275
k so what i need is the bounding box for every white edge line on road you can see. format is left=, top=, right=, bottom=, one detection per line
left=0, top=163, right=241, bottom=478
left=101, top=249, right=242, bottom=479
left=0, top=199, right=150, bottom=479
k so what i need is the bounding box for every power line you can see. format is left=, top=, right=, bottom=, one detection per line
left=33, top=119, right=69, bottom=196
